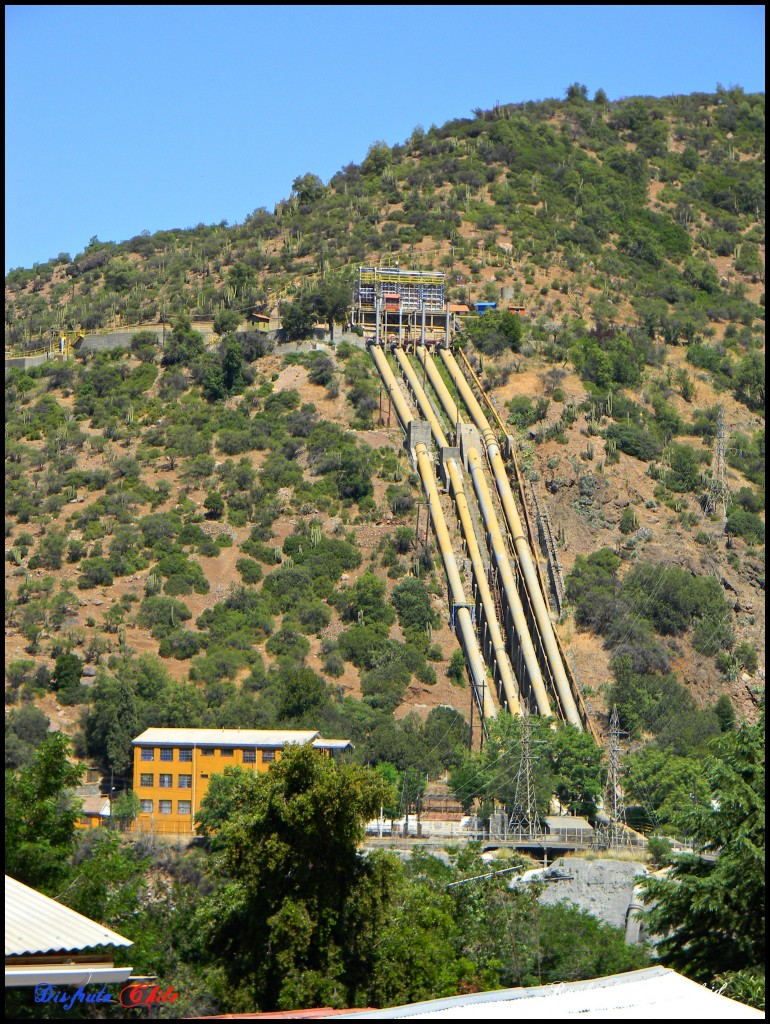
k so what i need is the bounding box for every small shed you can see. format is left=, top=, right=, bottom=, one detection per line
left=247, top=312, right=271, bottom=332
left=543, top=815, right=594, bottom=844
left=76, top=795, right=111, bottom=830
left=475, top=301, right=497, bottom=314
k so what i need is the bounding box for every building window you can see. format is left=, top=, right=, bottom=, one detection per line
left=202, top=748, right=215, bottom=757
left=178, top=748, right=193, bottom=762
left=178, top=775, right=192, bottom=789
left=159, top=774, right=173, bottom=788
left=140, top=748, right=154, bottom=761
left=178, top=801, right=192, bottom=816
left=160, top=748, right=174, bottom=762
left=158, top=800, right=172, bottom=815
left=140, top=774, right=154, bottom=787
left=140, top=800, right=153, bottom=814
left=220, top=748, right=233, bottom=757
left=261, top=749, right=276, bottom=763
left=242, top=750, right=256, bottom=764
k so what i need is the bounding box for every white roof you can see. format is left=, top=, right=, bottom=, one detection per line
left=339, top=967, right=763, bottom=1019
left=5, top=875, right=133, bottom=957
left=544, top=814, right=593, bottom=830
left=312, top=738, right=354, bottom=751
left=133, top=728, right=321, bottom=748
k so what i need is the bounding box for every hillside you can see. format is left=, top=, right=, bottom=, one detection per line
left=5, top=86, right=765, bottom=780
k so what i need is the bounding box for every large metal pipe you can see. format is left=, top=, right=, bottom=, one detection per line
left=371, top=344, right=413, bottom=432
left=394, top=349, right=521, bottom=715
left=394, top=348, right=450, bottom=449
left=416, top=345, right=462, bottom=435
left=439, top=348, right=582, bottom=728
left=415, top=349, right=552, bottom=717
left=369, top=346, right=497, bottom=724
left=465, top=445, right=553, bottom=717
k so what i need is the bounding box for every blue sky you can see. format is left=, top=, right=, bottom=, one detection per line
left=5, top=4, right=765, bottom=272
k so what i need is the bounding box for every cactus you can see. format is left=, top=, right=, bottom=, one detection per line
left=274, top=546, right=282, bottom=563
left=310, top=524, right=323, bottom=548
left=125, top=404, right=134, bottom=425
left=586, top=441, right=594, bottom=461
left=145, top=572, right=161, bottom=597
left=606, top=390, right=613, bottom=416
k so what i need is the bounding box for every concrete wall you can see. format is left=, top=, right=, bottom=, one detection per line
left=535, top=856, right=648, bottom=934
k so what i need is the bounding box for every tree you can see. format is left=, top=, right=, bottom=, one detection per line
left=110, top=789, right=141, bottom=831
left=221, top=335, right=245, bottom=394
left=194, top=746, right=390, bottom=1011
left=280, top=298, right=317, bottom=341
left=213, top=309, right=241, bottom=338
left=292, top=173, right=325, bottom=205
left=566, top=82, right=589, bottom=102
left=81, top=672, right=140, bottom=778
left=311, top=277, right=352, bottom=338
left=638, top=709, right=765, bottom=1006
left=204, top=490, right=225, bottom=519
left=5, top=732, right=85, bottom=892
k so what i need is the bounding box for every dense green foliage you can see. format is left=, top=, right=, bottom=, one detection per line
left=639, top=709, right=765, bottom=1009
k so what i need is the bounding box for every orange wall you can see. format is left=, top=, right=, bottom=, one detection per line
left=132, top=743, right=283, bottom=835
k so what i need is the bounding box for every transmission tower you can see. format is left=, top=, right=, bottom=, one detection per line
left=508, top=708, right=543, bottom=840
left=703, top=405, right=729, bottom=520
left=596, top=706, right=631, bottom=849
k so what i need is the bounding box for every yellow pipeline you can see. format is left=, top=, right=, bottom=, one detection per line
left=439, top=348, right=582, bottom=728
left=371, top=344, right=414, bottom=432
left=394, top=349, right=521, bottom=715
left=417, top=350, right=553, bottom=717
left=369, top=345, right=497, bottom=723
left=415, top=346, right=462, bottom=434
left=394, top=348, right=450, bottom=450
left=465, top=446, right=553, bottom=717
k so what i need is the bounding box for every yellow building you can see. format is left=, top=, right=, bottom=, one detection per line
left=131, top=728, right=353, bottom=836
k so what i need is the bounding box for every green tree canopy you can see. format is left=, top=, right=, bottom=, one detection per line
left=195, top=745, right=390, bottom=1011
left=638, top=708, right=765, bottom=1005
left=5, top=733, right=85, bottom=892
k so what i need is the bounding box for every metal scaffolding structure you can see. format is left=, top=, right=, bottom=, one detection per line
left=354, top=266, right=449, bottom=345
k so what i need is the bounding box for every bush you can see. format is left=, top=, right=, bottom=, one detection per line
left=265, top=626, right=310, bottom=662
left=726, top=506, right=764, bottom=544
left=235, top=557, right=263, bottom=584
left=605, top=423, right=663, bottom=462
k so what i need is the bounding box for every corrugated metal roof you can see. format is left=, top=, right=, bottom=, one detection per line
left=544, top=815, right=593, bottom=830
left=5, top=876, right=133, bottom=957
left=132, top=728, right=321, bottom=748
left=312, top=739, right=354, bottom=751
